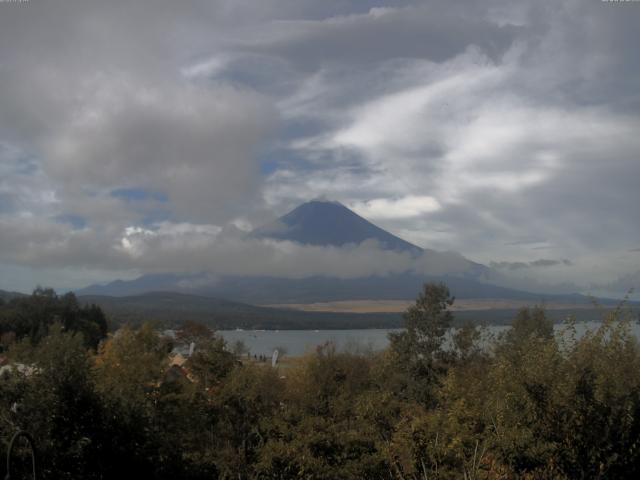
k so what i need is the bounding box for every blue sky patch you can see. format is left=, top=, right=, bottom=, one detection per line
left=55, top=214, right=87, bottom=229
left=110, top=187, right=168, bottom=203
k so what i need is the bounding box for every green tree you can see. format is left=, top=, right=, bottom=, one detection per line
left=1, top=324, right=104, bottom=479
left=257, top=344, right=387, bottom=479
left=176, top=320, right=215, bottom=345
left=186, top=335, right=238, bottom=390
left=92, top=323, right=171, bottom=477
left=213, top=365, right=283, bottom=478
left=388, top=282, right=454, bottom=405
left=507, top=306, right=553, bottom=343
left=0, top=288, right=107, bottom=349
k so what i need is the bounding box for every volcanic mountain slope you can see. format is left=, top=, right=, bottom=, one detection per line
left=251, top=200, right=489, bottom=281
left=252, top=200, right=424, bottom=253
left=77, top=200, right=582, bottom=304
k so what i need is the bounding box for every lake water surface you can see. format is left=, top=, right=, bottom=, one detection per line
left=218, top=321, right=640, bottom=356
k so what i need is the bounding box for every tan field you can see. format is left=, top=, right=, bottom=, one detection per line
left=263, top=298, right=596, bottom=314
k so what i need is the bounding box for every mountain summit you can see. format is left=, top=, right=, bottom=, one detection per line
left=252, top=200, right=423, bottom=253
left=77, top=200, right=511, bottom=302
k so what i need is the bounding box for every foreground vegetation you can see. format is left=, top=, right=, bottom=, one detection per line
left=1, top=285, right=640, bottom=479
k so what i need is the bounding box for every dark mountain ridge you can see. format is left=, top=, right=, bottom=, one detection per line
left=77, top=272, right=599, bottom=305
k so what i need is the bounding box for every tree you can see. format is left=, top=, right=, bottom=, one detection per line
left=388, top=282, right=454, bottom=405
left=507, top=306, right=553, bottom=343
left=0, top=289, right=107, bottom=349
left=257, top=344, right=387, bottom=479
left=214, top=365, right=283, bottom=478
left=1, top=324, right=104, bottom=479
left=94, top=323, right=168, bottom=408
left=231, top=339, right=250, bottom=357
left=176, top=320, right=214, bottom=345
left=186, top=335, right=237, bottom=389
left=92, top=323, right=172, bottom=478
left=452, top=322, right=483, bottom=363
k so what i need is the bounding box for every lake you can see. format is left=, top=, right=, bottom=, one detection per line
left=218, top=329, right=402, bottom=357
left=218, top=321, right=640, bottom=357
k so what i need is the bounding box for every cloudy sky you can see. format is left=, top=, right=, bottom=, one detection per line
left=0, top=0, right=639, bottom=296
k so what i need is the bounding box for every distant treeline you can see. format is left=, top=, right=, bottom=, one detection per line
left=0, top=287, right=107, bottom=350
left=2, top=284, right=640, bottom=479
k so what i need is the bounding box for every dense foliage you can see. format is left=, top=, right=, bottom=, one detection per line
left=0, top=288, right=108, bottom=350
left=1, top=283, right=640, bottom=479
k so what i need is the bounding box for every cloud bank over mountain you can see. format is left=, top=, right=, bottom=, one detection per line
left=0, top=203, right=478, bottom=283
left=0, top=0, right=638, bottom=295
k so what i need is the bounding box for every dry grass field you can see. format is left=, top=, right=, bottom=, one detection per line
left=263, top=298, right=598, bottom=314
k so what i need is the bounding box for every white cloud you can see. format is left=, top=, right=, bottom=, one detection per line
left=0, top=0, right=639, bottom=294
left=350, top=196, right=441, bottom=220
left=42, top=75, right=275, bottom=223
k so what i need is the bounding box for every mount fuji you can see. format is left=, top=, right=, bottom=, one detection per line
left=252, top=200, right=424, bottom=253
left=77, top=201, right=551, bottom=303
